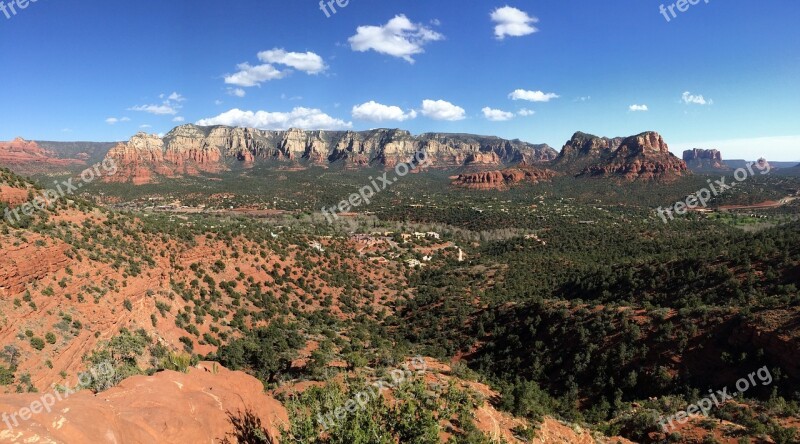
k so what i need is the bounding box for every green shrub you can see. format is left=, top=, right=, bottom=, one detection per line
left=30, top=337, right=45, bottom=351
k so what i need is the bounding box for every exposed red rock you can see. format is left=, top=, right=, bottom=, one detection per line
left=0, top=362, right=287, bottom=444
left=453, top=166, right=557, bottom=190
left=683, top=148, right=729, bottom=170
left=104, top=131, right=224, bottom=185
left=0, top=138, right=85, bottom=174
left=578, top=132, right=689, bottom=181
left=0, top=186, right=29, bottom=206
left=102, top=125, right=558, bottom=184
left=0, top=205, right=410, bottom=390
left=0, top=235, right=71, bottom=295
left=556, top=132, right=623, bottom=163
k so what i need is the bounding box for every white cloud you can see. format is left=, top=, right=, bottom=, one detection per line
left=105, top=117, right=130, bottom=125
left=140, top=124, right=152, bottom=128
left=224, top=63, right=287, bottom=87
left=629, top=104, right=649, bottom=112
left=130, top=94, right=183, bottom=115
left=682, top=91, right=713, bottom=105
left=129, top=104, right=179, bottom=115
left=257, top=49, right=326, bottom=74
left=227, top=88, right=246, bottom=98
left=509, top=89, right=559, bottom=102
left=420, top=99, right=466, bottom=121
left=491, top=6, right=539, bottom=39
left=481, top=107, right=515, bottom=121
left=167, top=92, right=185, bottom=102
left=214, top=100, right=223, bottom=105
left=173, top=116, right=185, bottom=122
left=349, top=14, right=443, bottom=63
left=352, top=101, right=417, bottom=122
left=196, top=107, right=352, bottom=130
left=518, top=108, right=535, bottom=116
left=224, top=49, right=326, bottom=88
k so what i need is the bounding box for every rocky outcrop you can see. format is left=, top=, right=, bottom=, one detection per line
left=683, top=148, right=729, bottom=170
left=0, top=362, right=287, bottom=444
left=102, top=125, right=558, bottom=184
left=0, top=236, right=71, bottom=296
left=552, top=132, right=624, bottom=173
left=573, top=132, right=689, bottom=181
left=0, top=138, right=86, bottom=174
left=0, top=186, right=28, bottom=206
left=106, top=131, right=225, bottom=185
left=453, top=166, right=557, bottom=190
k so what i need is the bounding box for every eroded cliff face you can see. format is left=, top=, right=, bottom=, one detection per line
left=574, top=132, right=689, bottom=181
left=553, top=132, right=624, bottom=171
left=453, top=166, right=557, bottom=190
left=683, top=148, right=729, bottom=171
left=0, top=138, right=86, bottom=174
left=102, top=125, right=558, bottom=184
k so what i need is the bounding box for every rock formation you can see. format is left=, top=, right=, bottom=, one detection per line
left=0, top=138, right=86, bottom=174
left=551, top=132, right=624, bottom=174
left=453, top=166, right=557, bottom=190
left=102, top=125, right=558, bottom=184
left=0, top=363, right=287, bottom=443
left=578, top=132, right=689, bottom=181
left=683, top=148, right=729, bottom=170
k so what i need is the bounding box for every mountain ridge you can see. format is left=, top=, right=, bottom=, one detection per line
left=101, top=125, right=559, bottom=184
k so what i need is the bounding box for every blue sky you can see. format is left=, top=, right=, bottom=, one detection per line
left=1, top=0, right=798, bottom=160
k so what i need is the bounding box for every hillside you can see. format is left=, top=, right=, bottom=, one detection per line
left=34, top=140, right=118, bottom=165
left=0, top=138, right=86, bottom=175
left=0, top=153, right=798, bottom=443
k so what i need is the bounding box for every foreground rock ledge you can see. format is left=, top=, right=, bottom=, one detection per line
left=0, top=362, right=287, bottom=444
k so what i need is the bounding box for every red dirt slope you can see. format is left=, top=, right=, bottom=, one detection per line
left=0, top=362, right=287, bottom=443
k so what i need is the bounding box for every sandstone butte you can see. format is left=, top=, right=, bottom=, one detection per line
left=452, top=166, right=558, bottom=190
left=682, top=148, right=730, bottom=170
left=553, top=131, right=689, bottom=181
left=577, top=132, right=689, bottom=181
